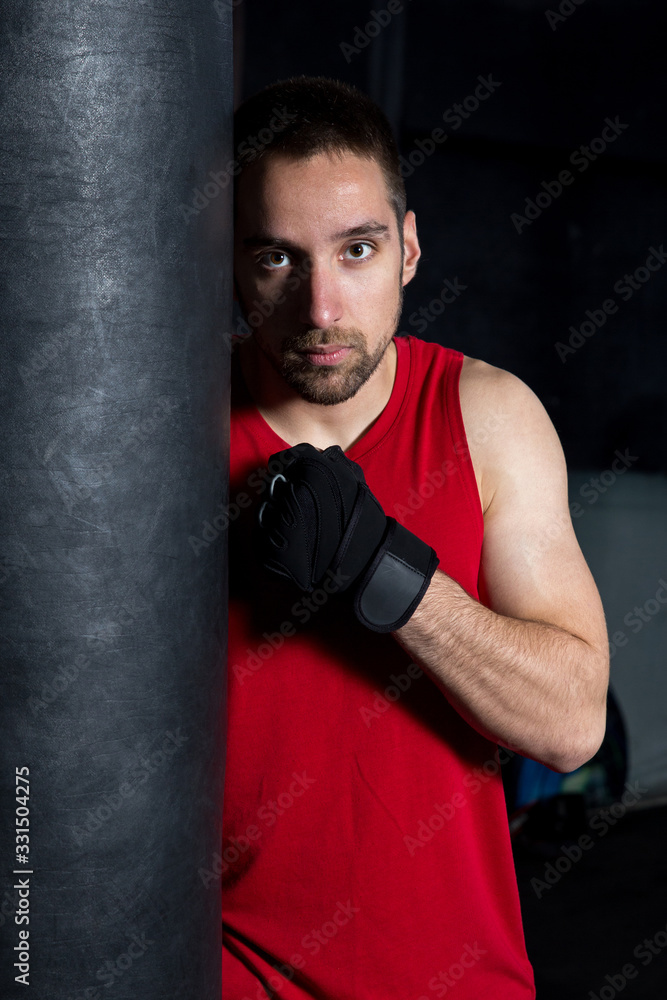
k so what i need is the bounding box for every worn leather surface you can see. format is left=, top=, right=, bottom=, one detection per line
left=0, top=2, right=232, bottom=997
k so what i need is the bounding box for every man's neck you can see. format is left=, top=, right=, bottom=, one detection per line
left=238, top=338, right=398, bottom=451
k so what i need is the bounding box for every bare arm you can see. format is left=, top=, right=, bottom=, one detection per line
left=394, top=359, right=609, bottom=773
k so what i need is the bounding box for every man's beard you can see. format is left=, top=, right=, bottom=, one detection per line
left=275, top=327, right=387, bottom=405
left=260, top=290, right=404, bottom=406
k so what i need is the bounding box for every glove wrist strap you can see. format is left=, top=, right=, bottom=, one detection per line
left=354, top=518, right=439, bottom=633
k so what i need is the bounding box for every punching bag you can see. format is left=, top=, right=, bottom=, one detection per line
left=0, top=2, right=231, bottom=998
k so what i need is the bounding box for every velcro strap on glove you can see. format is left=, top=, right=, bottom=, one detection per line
left=354, top=517, right=439, bottom=633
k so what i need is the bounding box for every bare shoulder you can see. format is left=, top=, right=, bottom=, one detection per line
left=458, top=355, right=552, bottom=428
left=458, top=357, right=607, bottom=657
left=458, top=355, right=566, bottom=515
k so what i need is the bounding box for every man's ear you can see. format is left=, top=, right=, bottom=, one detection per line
left=401, top=210, right=421, bottom=287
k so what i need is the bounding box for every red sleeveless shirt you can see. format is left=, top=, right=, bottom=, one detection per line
left=221, top=335, right=535, bottom=999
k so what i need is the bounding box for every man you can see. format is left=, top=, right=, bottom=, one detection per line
left=222, top=76, right=609, bottom=999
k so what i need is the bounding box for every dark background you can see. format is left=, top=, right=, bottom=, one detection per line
left=234, top=0, right=667, bottom=474
left=233, top=2, right=666, bottom=997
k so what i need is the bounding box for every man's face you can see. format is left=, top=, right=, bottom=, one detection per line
left=234, top=150, right=419, bottom=406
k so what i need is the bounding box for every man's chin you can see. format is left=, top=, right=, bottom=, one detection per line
left=261, top=329, right=396, bottom=406
left=280, top=366, right=368, bottom=407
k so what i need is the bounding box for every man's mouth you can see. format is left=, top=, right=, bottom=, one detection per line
left=296, top=345, right=353, bottom=366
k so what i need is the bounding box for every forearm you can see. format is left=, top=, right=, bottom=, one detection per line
left=394, top=570, right=609, bottom=772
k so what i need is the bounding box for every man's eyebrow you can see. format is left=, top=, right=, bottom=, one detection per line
left=242, top=221, right=392, bottom=250
left=332, top=221, right=392, bottom=242
left=242, top=233, right=296, bottom=250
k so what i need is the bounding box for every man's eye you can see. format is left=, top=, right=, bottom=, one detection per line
left=260, top=251, right=291, bottom=269
left=344, top=243, right=373, bottom=260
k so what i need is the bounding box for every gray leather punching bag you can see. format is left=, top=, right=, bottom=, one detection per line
left=0, top=3, right=231, bottom=997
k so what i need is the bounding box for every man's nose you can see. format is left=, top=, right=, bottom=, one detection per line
left=296, top=265, right=343, bottom=330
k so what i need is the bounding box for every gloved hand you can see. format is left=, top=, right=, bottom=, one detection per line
left=257, top=443, right=439, bottom=633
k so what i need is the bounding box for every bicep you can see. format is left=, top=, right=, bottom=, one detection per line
left=470, top=373, right=607, bottom=654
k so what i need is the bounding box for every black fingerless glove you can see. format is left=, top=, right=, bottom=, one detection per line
left=257, top=443, right=439, bottom=633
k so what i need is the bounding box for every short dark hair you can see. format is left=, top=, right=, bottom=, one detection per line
left=233, top=76, right=407, bottom=235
